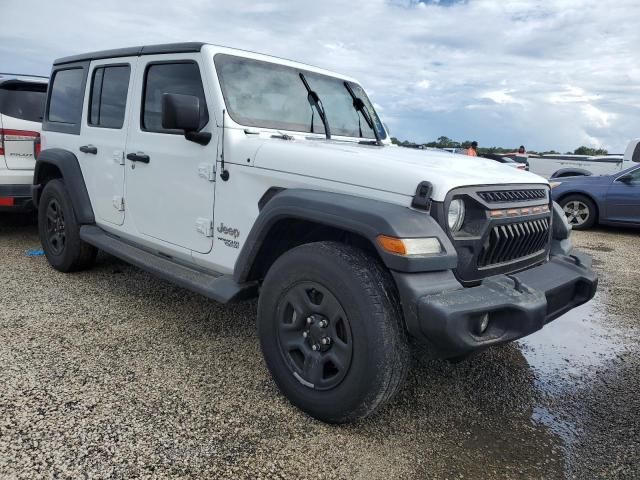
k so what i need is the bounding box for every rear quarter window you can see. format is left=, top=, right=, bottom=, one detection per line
left=48, top=68, right=85, bottom=124
left=0, top=83, right=47, bottom=122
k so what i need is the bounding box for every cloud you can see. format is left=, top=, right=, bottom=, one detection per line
left=0, top=0, right=638, bottom=152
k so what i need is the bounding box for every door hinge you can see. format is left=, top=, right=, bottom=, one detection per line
left=195, top=218, right=214, bottom=237
left=198, top=163, right=216, bottom=181
left=113, top=150, right=125, bottom=165
left=112, top=196, right=125, bottom=211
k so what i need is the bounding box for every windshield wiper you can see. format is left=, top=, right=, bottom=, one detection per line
left=299, top=73, right=331, bottom=140
left=343, top=82, right=383, bottom=146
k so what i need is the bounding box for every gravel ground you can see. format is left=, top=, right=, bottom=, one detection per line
left=0, top=213, right=638, bottom=479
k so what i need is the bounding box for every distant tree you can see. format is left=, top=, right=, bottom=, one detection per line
left=436, top=136, right=452, bottom=147
left=390, top=137, right=400, bottom=145
left=574, top=146, right=608, bottom=156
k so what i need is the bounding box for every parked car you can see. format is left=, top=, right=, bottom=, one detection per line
left=0, top=73, right=48, bottom=210
left=551, top=163, right=640, bottom=229
left=528, top=153, right=633, bottom=179
left=481, top=153, right=527, bottom=170
left=34, top=42, right=597, bottom=423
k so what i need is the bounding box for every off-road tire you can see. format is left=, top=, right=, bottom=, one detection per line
left=258, top=241, right=410, bottom=423
left=38, top=179, right=97, bottom=272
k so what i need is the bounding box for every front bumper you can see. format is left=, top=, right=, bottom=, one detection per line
left=393, top=251, right=597, bottom=358
left=0, top=184, right=33, bottom=210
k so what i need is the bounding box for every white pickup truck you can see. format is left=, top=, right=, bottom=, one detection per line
left=528, top=148, right=638, bottom=179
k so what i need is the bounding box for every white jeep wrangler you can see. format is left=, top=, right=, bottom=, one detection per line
left=34, top=43, right=597, bottom=423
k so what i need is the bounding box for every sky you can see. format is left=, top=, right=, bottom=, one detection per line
left=1, top=0, right=638, bottom=152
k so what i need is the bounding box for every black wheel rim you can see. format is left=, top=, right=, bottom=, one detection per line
left=276, top=281, right=353, bottom=390
left=45, top=199, right=66, bottom=255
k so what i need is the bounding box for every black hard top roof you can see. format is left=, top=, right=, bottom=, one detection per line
left=53, top=42, right=206, bottom=66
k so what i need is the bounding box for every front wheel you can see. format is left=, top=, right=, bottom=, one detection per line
left=257, top=242, right=410, bottom=423
left=559, top=194, right=597, bottom=230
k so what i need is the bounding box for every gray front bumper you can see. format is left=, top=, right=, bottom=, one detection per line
left=393, top=251, right=598, bottom=358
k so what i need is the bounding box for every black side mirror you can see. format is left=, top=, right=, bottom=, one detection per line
left=162, top=93, right=200, bottom=130
left=617, top=174, right=633, bottom=183
left=161, top=93, right=211, bottom=145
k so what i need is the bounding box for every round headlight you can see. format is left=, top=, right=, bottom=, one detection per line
left=448, top=199, right=466, bottom=232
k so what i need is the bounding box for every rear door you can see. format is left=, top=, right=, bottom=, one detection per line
left=605, top=167, right=640, bottom=224
left=78, top=59, right=136, bottom=226
left=0, top=81, right=47, bottom=170
left=124, top=55, right=217, bottom=253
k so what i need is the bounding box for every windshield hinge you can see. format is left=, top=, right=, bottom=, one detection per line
left=112, top=196, right=125, bottom=212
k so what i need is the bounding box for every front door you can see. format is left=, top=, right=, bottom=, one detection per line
left=605, top=167, right=640, bottom=224
left=124, top=55, right=217, bottom=254
left=79, top=59, right=136, bottom=226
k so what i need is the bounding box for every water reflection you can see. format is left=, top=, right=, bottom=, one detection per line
left=519, top=299, right=626, bottom=386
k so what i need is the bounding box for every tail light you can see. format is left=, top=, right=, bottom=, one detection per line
left=0, top=129, right=41, bottom=157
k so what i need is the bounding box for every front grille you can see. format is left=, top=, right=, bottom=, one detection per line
left=477, top=217, right=550, bottom=268
left=478, top=189, right=547, bottom=203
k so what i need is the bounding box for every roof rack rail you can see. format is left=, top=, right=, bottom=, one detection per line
left=0, top=72, right=49, bottom=79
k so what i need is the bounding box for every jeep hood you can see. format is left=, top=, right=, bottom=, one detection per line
left=253, top=140, right=548, bottom=202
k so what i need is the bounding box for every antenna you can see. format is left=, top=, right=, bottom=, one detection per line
left=220, top=109, right=229, bottom=181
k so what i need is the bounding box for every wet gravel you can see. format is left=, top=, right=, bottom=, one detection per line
left=0, top=213, right=638, bottom=479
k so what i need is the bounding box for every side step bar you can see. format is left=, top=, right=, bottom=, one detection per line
left=80, top=225, right=257, bottom=304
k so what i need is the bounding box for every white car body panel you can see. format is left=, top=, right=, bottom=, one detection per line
left=1, top=115, right=42, bottom=170
left=78, top=56, right=139, bottom=227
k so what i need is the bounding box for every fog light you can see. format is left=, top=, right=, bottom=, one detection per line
left=478, top=313, right=489, bottom=334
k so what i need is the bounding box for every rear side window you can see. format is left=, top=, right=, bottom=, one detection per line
left=89, top=65, right=130, bottom=129
left=142, top=62, right=208, bottom=133
left=0, top=83, right=47, bottom=122
left=48, top=68, right=84, bottom=124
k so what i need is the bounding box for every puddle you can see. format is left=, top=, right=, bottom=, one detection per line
left=519, top=297, right=629, bottom=459
left=531, top=406, right=579, bottom=446
left=518, top=300, right=626, bottom=381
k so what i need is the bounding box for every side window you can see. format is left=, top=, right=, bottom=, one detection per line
left=142, top=62, right=208, bottom=133
left=89, top=65, right=131, bottom=129
left=48, top=68, right=84, bottom=124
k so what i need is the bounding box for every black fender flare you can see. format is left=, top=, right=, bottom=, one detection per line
left=550, top=168, right=592, bottom=179
left=32, top=148, right=95, bottom=224
left=233, top=189, right=457, bottom=282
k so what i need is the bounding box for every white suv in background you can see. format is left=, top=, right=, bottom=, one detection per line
left=0, top=73, right=48, bottom=210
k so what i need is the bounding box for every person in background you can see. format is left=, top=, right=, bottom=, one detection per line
left=466, top=141, right=478, bottom=156
left=515, top=145, right=528, bottom=162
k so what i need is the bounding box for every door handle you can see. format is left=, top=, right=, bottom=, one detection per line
left=126, top=152, right=150, bottom=164
left=79, top=145, right=97, bottom=154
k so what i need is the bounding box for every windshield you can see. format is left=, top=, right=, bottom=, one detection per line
left=214, top=54, right=386, bottom=140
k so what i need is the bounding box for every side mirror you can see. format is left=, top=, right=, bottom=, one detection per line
left=161, top=93, right=211, bottom=145
left=617, top=174, right=633, bottom=183
left=162, top=93, right=201, bottom=131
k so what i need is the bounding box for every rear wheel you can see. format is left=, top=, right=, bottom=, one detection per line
left=559, top=194, right=597, bottom=230
left=258, top=241, right=410, bottom=423
left=38, top=179, right=97, bottom=272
